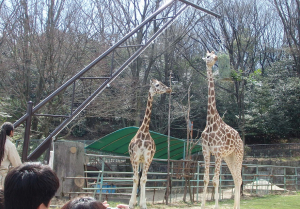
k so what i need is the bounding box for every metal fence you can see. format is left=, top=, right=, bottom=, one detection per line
left=61, top=154, right=300, bottom=204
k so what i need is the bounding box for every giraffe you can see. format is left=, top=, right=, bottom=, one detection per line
left=201, top=51, right=244, bottom=209
left=128, top=79, right=171, bottom=209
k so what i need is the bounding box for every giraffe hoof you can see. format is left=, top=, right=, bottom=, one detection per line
left=140, top=204, right=147, bottom=209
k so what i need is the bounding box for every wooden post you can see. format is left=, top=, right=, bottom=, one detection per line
left=53, top=141, right=85, bottom=197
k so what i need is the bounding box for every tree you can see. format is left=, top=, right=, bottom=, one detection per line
left=189, top=0, right=274, bottom=144
left=0, top=0, right=111, bottom=139
left=273, top=0, right=300, bottom=75
left=245, top=59, right=300, bottom=143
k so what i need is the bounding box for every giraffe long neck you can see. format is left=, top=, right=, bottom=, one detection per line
left=139, top=92, right=153, bottom=133
left=206, top=65, right=219, bottom=125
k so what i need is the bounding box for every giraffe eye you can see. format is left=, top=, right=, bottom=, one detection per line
left=155, top=84, right=159, bottom=87
left=207, top=56, right=210, bottom=58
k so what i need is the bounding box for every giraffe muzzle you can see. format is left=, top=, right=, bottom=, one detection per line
left=166, top=88, right=172, bottom=93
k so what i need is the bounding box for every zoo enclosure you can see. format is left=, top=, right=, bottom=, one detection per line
left=62, top=154, right=300, bottom=203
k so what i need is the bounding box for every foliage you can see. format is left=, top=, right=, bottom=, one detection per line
left=0, top=0, right=299, bottom=148
left=245, top=59, right=300, bottom=143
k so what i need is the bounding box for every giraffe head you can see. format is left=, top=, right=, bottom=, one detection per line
left=149, top=79, right=172, bottom=96
left=203, top=51, right=218, bottom=67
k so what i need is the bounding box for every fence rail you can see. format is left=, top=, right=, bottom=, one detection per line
left=62, top=154, right=300, bottom=203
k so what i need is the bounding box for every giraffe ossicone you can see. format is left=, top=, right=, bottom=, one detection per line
left=201, top=51, right=244, bottom=209
left=128, top=79, right=171, bottom=209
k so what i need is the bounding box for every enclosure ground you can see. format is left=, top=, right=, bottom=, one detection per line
left=50, top=193, right=300, bottom=209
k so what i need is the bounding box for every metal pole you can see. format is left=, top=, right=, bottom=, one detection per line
left=196, top=162, right=200, bottom=202
left=255, top=165, right=258, bottom=195
left=220, top=164, right=222, bottom=200
left=99, top=158, right=105, bottom=201
left=27, top=2, right=189, bottom=161
left=284, top=167, right=286, bottom=192
left=178, top=0, right=221, bottom=18
left=22, top=101, right=33, bottom=162
left=295, top=168, right=298, bottom=192
left=71, top=82, right=76, bottom=115
left=13, top=0, right=176, bottom=128
left=166, top=71, right=172, bottom=205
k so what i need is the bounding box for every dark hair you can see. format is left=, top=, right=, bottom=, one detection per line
left=4, top=162, right=59, bottom=209
left=0, top=122, right=14, bottom=165
left=61, top=197, right=106, bottom=209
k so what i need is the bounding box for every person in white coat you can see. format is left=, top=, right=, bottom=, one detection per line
left=0, top=122, right=21, bottom=188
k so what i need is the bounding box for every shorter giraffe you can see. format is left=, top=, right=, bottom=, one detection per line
left=128, top=79, right=171, bottom=209
left=201, top=51, right=244, bottom=209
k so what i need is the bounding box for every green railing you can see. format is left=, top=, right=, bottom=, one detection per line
left=61, top=154, right=300, bottom=203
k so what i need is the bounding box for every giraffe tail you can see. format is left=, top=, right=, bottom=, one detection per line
left=137, top=167, right=143, bottom=197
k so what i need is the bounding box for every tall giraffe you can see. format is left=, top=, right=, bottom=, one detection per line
left=128, top=79, right=171, bottom=209
left=201, top=51, right=244, bottom=209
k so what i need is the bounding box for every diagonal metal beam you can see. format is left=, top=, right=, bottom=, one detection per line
left=14, top=0, right=221, bottom=161
left=27, top=2, right=189, bottom=161
left=178, top=0, right=221, bottom=18
left=13, top=0, right=175, bottom=128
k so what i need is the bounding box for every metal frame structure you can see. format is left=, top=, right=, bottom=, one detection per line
left=13, top=0, right=221, bottom=161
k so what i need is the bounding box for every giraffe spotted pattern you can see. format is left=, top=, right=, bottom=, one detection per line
left=201, top=51, right=244, bottom=209
left=128, top=79, right=171, bottom=209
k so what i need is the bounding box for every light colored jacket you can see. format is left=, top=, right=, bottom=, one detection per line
left=0, top=136, right=22, bottom=188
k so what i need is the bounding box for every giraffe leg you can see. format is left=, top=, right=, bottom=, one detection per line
left=224, top=150, right=243, bottom=209
left=201, top=148, right=210, bottom=209
left=129, top=162, right=139, bottom=209
left=212, top=155, right=222, bottom=209
left=139, top=160, right=152, bottom=209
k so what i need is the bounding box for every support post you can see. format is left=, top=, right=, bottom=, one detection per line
left=22, top=101, right=33, bottom=162
left=220, top=164, right=222, bottom=200
left=196, top=162, right=199, bottom=202
left=165, top=71, right=172, bottom=205
left=284, top=167, right=286, bottom=192
left=99, top=158, right=105, bottom=201
left=295, top=168, right=298, bottom=192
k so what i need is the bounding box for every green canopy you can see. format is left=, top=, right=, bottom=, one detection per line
left=85, top=127, right=202, bottom=160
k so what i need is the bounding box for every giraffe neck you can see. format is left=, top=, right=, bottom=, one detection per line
left=139, top=92, right=153, bottom=133
left=206, top=65, right=219, bottom=125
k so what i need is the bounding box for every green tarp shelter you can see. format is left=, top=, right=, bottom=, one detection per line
left=85, top=127, right=202, bottom=160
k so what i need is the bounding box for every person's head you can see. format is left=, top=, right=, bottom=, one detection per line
left=61, top=196, right=106, bottom=209
left=4, top=162, right=59, bottom=209
left=0, top=122, right=14, bottom=164
left=1, top=122, right=14, bottom=137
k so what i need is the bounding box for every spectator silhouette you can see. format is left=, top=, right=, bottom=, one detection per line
left=4, top=162, right=59, bottom=209
left=61, top=196, right=107, bottom=209
left=0, top=122, right=21, bottom=188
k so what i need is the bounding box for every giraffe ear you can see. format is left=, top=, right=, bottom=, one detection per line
left=211, top=51, right=215, bottom=54
left=206, top=50, right=210, bottom=54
